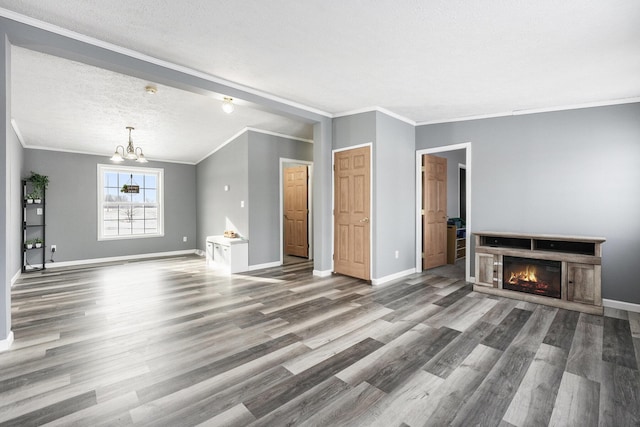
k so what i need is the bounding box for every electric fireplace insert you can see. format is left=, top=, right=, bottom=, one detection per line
left=503, top=256, right=561, bottom=299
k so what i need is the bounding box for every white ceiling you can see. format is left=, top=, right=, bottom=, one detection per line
left=10, top=47, right=313, bottom=164
left=2, top=1, right=640, bottom=162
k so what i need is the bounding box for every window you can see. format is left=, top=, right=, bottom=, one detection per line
left=97, top=164, right=164, bottom=240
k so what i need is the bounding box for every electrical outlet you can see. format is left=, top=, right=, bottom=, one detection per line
left=240, top=200, right=245, bottom=208
left=51, top=245, right=57, bottom=252
left=183, top=236, right=187, bottom=242
left=36, top=208, right=43, bottom=215
left=395, top=250, right=399, bottom=259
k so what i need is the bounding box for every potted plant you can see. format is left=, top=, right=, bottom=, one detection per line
left=25, top=192, right=35, bottom=204
left=34, top=238, right=43, bottom=249
left=25, top=240, right=34, bottom=249
left=121, top=184, right=129, bottom=193
left=27, top=171, right=49, bottom=202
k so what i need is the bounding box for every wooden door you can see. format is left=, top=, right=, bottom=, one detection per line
left=284, top=165, right=308, bottom=258
left=476, top=253, right=499, bottom=288
left=423, top=154, right=447, bottom=270
left=567, top=263, right=600, bottom=305
left=334, top=146, right=370, bottom=280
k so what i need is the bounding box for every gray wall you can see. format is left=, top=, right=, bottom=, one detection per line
left=333, top=112, right=377, bottom=150
left=1, top=33, right=9, bottom=343
left=196, top=133, right=249, bottom=251
left=374, top=112, right=416, bottom=278
left=195, top=130, right=312, bottom=267
left=416, top=102, right=640, bottom=304
left=333, top=111, right=417, bottom=281
left=434, top=149, right=466, bottom=218
left=23, top=149, right=196, bottom=262
left=312, top=118, right=333, bottom=273
left=248, top=131, right=313, bottom=265
left=9, top=126, right=24, bottom=279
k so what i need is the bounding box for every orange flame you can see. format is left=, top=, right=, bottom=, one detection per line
left=508, top=266, right=538, bottom=284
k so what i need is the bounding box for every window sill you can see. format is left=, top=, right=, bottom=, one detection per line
left=98, top=233, right=165, bottom=242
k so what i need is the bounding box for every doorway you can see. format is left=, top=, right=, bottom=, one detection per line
left=332, top=144, right=371, bottom=281
left=422, top=154, right=448, bottom=270
left=416, top=143, right=472, bottom=283
left=283, top=165, right=308, bottom=261
left=459, top=164, right=466, bottom=220
left=280, top=159, right=313, bottom=266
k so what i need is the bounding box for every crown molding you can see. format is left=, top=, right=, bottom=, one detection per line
left=22, top=144, right=196, bottom=165
left=196, top=127, right=314, bottom=164
left=10, top=119, right=26, bottom=147
left=416, top=97, right=640, bottom=126
left=510, top=97, right=640, bottom=116
left=374, top=107, right=416, bottom=126
left=333, top=106, right=416, bottom=125
left=416, top=111, right=514, bottom=126
left=14, top=119, right=309, bottom=166
left=196, top=127, right=249, bottom=164
left=245, top=127, right=313, bottom=144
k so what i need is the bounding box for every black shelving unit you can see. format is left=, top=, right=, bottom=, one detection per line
left=22, top=179, right=46, bottom=272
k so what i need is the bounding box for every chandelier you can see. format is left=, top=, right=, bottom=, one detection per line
left=110, top=126, right=148, bottom=163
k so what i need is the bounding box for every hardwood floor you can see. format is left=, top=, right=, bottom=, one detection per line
left=1, top=255, right=639, bottom=426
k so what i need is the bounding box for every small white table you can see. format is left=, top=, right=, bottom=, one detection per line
left=206, top=235, right=249, bottom=273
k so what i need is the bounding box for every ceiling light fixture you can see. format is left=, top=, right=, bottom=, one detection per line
left=110, top=126, right=148, bottom=163
left=222, top=97, right=235, bottom=114
left=145, top=85, right=157, bottom=95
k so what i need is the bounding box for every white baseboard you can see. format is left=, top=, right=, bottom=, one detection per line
left=0, top=331, right=14, bottom=352
left=11, top=270, right=21, bottom=287
left=45, top=250, right=197, bottom=269
left=372, top=268, right=417, bottom=286
left=313, top=269, right=332, bottom=278
left=603, top=298, right=640, bottom=313
left=248, top=261, right=281, bottom=271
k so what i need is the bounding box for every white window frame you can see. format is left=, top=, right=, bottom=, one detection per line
left=97, top=164, right=164, bottom=241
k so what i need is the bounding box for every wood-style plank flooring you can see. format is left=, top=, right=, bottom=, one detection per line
left=1, top=255, right=639, bottom=426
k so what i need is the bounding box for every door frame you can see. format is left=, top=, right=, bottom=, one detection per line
left=415, top=142, right=472, bottom=283
left=279, top=158, right=313, bottom=265
left=331, top=143, right=373, bottom=278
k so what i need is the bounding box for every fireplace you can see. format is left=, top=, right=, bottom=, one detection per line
left=503, top=256, right=561, bottom=299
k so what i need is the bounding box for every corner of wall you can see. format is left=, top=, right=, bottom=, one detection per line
left=0, top=331, right=14, bottom=352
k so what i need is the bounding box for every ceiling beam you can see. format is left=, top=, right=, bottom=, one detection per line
left=0, top=13, right=330, bottom=124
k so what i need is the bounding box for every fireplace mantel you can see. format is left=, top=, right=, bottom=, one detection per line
left=473, top=231, right=605, bottom=315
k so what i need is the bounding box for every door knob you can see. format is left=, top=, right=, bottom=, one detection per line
left=360, top=217, right=369, bottom=223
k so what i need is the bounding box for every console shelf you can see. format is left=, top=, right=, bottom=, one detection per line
left=474, top=231, right=605, bottom=315
left=22, top=179, right=46, bottom=272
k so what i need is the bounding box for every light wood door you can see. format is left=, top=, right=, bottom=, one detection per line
left=284, top=165, right=308, bottom=258
left=476, top=253, right=500, bottom=287
left=567, top=263, right=601, bottom=305
left=334, top=146, right=370, bottom=280
left=423, top=154, right=447, bottom=270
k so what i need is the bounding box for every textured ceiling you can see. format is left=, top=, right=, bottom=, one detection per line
left=10, top=47, right=312, bottom=164
left=2, top=1, right=640, bottom=161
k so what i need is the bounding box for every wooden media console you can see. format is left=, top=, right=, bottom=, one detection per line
left=474, top=231, right=605, bottom=315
